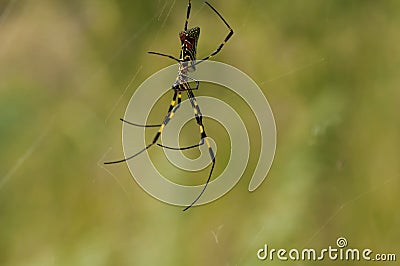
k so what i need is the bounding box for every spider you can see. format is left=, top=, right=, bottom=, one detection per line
left=105, top=0, right=233, bottom=211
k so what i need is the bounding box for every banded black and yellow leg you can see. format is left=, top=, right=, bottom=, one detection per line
left=157, top=91, right=203, bottom=151
left=196, top=2, right=233, bottom=65
left=182, top=90, right=216, bottom=211
left=157, top=88, right=204, bottom=151
left=119, top=90, right=179, bottom=128
left=104, top=90, right=181, bottom=165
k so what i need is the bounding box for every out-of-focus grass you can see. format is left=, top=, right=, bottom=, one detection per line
left=0, top=0, right=399, bottom=265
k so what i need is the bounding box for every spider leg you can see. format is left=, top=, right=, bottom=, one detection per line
left=104, top=90, right=182, bottom=164
left=147, top=0, right=193, bottom=63
left=180, top=74, right=199, bottom=90
left=157, top=89, right=203, bottom=151
left=147, top=51, right=181, bottom=63
left=120, top=118, right=161, bottom=128
left=157, top=138, right=204, bottom=150
left=196, top=2, right=233, bottom=65
left=184, top=0, right=192, bottom=31
left=182, top=89, right=216, bottom=211
left=119, top=90, right=181, bottom=128
left=157, top=77, right=202, bottom=151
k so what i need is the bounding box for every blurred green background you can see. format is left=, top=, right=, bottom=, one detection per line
left=0, top=0, right=399, bottom=265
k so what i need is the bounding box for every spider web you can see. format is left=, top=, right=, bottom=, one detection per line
left=1, top=1, right=398, bottom=265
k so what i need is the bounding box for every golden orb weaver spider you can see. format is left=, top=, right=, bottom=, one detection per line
left=105, top=0, right=233, bottom=211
